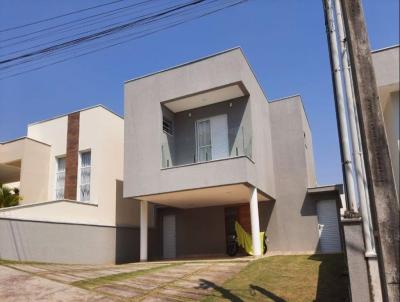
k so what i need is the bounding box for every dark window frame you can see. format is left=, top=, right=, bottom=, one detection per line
left=163, top=117, right=174, bottom=136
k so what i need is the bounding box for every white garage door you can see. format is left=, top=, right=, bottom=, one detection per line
left=317, top=200, right=341, bottom=253
left=163, top=215, right=176, bottom=259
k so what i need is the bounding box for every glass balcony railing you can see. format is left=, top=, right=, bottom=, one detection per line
left=161, top=126, right=252, bottom=169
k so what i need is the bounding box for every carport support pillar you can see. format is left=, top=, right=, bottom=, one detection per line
left=140, top=200, right=148, bottom=262
left=249, top=186, right=262, bottom=256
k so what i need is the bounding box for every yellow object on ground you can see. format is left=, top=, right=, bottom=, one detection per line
left=235, top=221, right=264, bottom=255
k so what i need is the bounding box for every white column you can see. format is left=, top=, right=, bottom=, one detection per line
left=140, top=200, right=148, bottom=262
left=249, top=186, right=262, bottom=256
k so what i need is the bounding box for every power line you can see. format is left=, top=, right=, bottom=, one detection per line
left=0, top=0, right=201, bottom=65
left=3, top=0, right=228, bottom=69
left=0, top=0, right=155, bottom=45
left=0, top=0, right=179, bottom=57
left=0, top=0, right=125, bottom=33
left=0, top=0, right=189, bottom=68
left=0, top=0, right=248, bottom=79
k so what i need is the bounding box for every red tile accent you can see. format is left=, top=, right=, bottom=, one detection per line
left=64, top=112, right=80, bottom=200
left=237, top=204, right=251, bottom=233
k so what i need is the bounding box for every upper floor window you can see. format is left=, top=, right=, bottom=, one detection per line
left=196, top=119, right=212, bottom=161
left=79, top=151, right=91, bottom=201
left=55, top=157, right=65, bottom=200
left=163, top=117, right=174, bottom=136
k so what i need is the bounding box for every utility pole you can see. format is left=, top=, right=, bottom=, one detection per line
left=339, top=1, right=400, bottom=301
left=323, top=0, right=359, bottom=214
left=333, top=0, right=376, bottom=257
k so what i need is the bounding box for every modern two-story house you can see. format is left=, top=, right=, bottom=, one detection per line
left=0, top=48, right=342, bottom=264
left=124, top=48, right=342, bottom=261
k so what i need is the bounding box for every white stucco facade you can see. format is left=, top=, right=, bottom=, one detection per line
left=0, top=105, right=141, bottom=227
left=372, top=45, right=400, bottom=197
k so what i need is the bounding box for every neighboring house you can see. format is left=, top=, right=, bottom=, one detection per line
left=0, top=48, right=342, bottom=264
left=372, top=45, right=400, bottom=198
left=0, top=105, right=145, bottom=264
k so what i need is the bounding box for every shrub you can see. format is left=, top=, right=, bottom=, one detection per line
left=0, top=185, right=22, bottom=208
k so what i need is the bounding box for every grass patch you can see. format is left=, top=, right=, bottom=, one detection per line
left=72, top=263, right=179, bottom=289
left=202, top=254, right=349, bottom=302
left=0, top=258, right=53, bottom=265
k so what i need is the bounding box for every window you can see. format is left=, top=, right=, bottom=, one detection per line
left=196, top=119, right=212, bottom=161
left=79, top=151, right=91, bottom=201
left=163, top=117, right=174, bottom=135
left=55, top=157, right=65, bottom=200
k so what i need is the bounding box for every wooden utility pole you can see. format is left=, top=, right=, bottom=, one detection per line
left=339, top=1, right=400, bottom=301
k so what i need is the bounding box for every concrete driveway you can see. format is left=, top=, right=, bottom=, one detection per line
left=0, top=258, right=250, bottom=301
left=0, top=265, right=112, bottom=302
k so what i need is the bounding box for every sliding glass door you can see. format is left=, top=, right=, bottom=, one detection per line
left=196, top=114, right=228, bottom=162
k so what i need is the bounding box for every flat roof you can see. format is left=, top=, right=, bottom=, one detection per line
left=125, top=47, right=242, bottom=84
left=0, top=136, right=50, bottom=146
left=371, top=44, right=399, bottom=54
left=307, top=184, right=343, bottom=194
left=28, top=104, right=123, bottom=127
left=269, top=94, right=312, bottom=131
left=124, top=46, right=273, bottom=108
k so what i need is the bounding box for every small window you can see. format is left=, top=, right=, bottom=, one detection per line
left=163, top=117, right=174, bottom=135
left=196, top=119, right=212, bottom=161
left=55, top=157, right=65, bottom=200
left=79, top=151, right=91, bottom=201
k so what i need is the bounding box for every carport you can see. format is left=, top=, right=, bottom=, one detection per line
left=135, top=183, right=274, bottom=261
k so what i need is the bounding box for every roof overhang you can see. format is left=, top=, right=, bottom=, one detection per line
left=308, top=184, right=343, bottom=195
left=134, top=183, right=273, bottom=209
left=163, top=82, right=249, bottom=113
left=0, top=162, right=21, bottom=183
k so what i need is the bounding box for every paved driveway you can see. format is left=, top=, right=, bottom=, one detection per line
left=0, top=259, right=250, bottom=301
left=0, top=265, right=112, bottom=302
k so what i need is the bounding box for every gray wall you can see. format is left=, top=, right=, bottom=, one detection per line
left=124, top=48, right=275, bottom=199
left=267, top=96, right=320, bottom=253
left=176, top=207, right=226, bottom=257
left=0, top=218, right=157, bottom=264
left=341, top=219, right=371, bottom=302
left=157, top=206, right=226, bottom=258
left=300, top=102, right=317, bottom=187
left=156, top=203, right=273, bottom=259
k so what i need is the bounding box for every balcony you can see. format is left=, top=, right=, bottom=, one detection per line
left=0, top=137, right=50, bottom=204
left=160, top=96, right=252, bottom=169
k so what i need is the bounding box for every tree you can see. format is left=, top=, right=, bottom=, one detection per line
left=0, top=185, right=22, bottom=208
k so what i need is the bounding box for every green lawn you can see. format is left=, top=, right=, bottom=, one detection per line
left=203, top=254, right=349, bottom=302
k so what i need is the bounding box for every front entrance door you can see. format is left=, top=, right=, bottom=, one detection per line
left=163, top=214, right=176, bottom=259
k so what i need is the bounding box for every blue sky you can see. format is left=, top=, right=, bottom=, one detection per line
left=0, top=0, right=399, bottom=185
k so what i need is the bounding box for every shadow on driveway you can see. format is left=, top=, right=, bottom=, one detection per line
left=249, top=284, right=286, bottom=302
left=198, top=279, right=244, bottom=302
